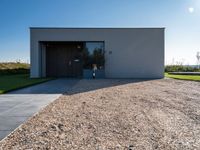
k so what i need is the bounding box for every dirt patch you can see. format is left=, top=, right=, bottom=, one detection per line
left=0, top=79, right=200, bottom=149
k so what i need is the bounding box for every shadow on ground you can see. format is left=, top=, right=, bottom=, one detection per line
left=6, top=78, right=158, bottom=95
left=63, top=79, right=157, bottom=95
left=5, top=78, right=159, bottom=95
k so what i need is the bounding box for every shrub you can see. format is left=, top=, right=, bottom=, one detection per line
left=165, top=65, right=200, bottom=72
left=0, top=62, right=30, bottom=75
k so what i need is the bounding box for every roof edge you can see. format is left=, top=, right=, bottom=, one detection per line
left=30, top=27, right=165, bottom=29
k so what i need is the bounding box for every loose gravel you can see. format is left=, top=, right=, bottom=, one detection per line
left=0, top=79, right=200, bottom=150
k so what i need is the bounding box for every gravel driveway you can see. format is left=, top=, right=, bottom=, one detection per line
left=0, top=79, right=200, bottom=150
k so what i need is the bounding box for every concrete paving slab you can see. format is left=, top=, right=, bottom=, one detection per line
left=0, top=116, right=28, bottom=130
left=2, top=105, right=42, bottom=117
left=0, top=131, right=12, bottom=140
left=0, top=107, right=11, bottom=114
left=0, top=79, right=78, bottom=140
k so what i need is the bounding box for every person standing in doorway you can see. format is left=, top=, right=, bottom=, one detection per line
left=92, top=64, right=97, bottom=79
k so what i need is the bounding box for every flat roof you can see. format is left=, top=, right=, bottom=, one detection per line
left=30, top=27, right=165, bottom=29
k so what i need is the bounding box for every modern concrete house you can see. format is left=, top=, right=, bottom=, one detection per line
left=30, top=28, right=164, bottom=79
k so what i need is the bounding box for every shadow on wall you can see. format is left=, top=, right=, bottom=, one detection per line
left=6, top=78, right=158, bottom=95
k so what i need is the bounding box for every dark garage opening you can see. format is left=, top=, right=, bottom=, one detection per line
left=40, top=41, right=105, bottom=78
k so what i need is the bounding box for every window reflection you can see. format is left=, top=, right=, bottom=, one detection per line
left=83, top=42, right=105, bottom=78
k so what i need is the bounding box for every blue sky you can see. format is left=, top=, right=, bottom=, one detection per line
left=0, top=0, right=200, bottom=65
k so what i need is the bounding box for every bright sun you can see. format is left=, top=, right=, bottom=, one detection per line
left=188, top=7, right=194, bottom=13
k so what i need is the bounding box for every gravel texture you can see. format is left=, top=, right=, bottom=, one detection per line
left=0, top=79, right=200, bottom=150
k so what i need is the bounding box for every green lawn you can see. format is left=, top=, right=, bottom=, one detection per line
left=165, top=73, right=200, bottom=81
left=0, top=74, right=53, bottom=94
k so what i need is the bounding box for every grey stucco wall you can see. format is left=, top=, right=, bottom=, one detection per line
left=30, top=28, right=164, bottom=78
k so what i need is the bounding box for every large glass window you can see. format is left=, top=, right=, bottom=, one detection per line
left=83, top=42, right=105, bottom=78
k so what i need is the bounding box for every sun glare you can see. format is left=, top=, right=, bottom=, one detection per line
left=188, top=7, right=194, bottom=13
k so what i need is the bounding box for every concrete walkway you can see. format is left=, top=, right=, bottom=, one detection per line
left=0, top=79, right=78, bottom=140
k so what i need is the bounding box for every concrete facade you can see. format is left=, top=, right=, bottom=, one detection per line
left=30, top=28, right=165, bottom=78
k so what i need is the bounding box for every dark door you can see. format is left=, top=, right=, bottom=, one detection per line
left=46, top=42, right=83, bottom=77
